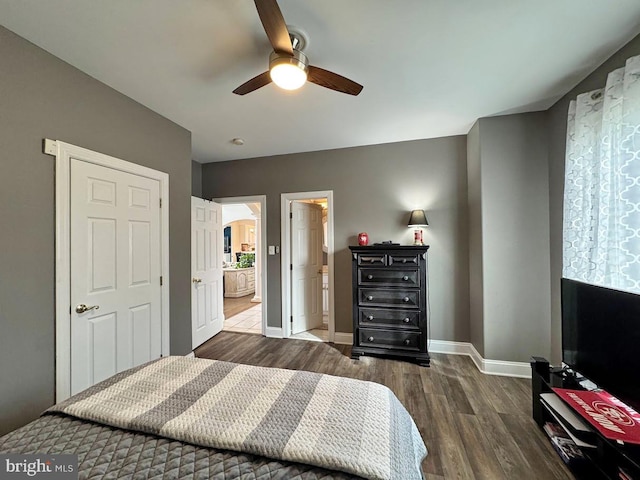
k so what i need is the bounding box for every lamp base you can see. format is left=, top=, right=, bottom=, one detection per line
left=413, top=229, right=423, bottom=245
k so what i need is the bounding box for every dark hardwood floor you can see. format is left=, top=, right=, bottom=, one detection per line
left=195, top=332, right=573, bottom=480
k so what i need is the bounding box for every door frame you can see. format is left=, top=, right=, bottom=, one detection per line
left=50, top=140, right=170, bottom=402
left=281, top=191, right=335, bottom=341
left=214, top=195, right=267, bottom=336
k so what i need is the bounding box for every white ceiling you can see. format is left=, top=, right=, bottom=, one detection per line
left=2, top=1, right=640, bottom=163
left=222, top=204, right=256, bottom=226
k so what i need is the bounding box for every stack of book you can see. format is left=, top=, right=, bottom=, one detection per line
left=543, top=422, right=586, bottom=465
left=618, top=466, right=634, bottom=480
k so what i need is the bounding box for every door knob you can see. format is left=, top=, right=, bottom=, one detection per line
left=75, top=304, right=99, bottom=314
left=192, top=278, right=202, bottom=283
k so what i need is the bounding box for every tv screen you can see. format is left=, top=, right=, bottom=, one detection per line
left=562, top=278, right=640, bottom=410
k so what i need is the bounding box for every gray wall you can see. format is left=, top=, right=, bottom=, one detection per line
left=0, top=26, right=193, bottom=435
left=202, top=137, right=470, bottom=341
left=480, top=113, right=551, bottom=361
left=547, top=33, right=640, bottom=363
left=192, top=160, right=203, bottom=197
left=466, top=122, right=484, bottom=357
left=467, top=113, right=551, bottom=362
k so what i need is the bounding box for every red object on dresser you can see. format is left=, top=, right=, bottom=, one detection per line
left=357, top=232, right=369, bottom=246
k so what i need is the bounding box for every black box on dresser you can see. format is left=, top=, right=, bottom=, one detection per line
left=349, top=245, right=430, bottom=366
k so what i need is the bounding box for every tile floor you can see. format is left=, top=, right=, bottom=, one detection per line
left=223, top=305, right=330, bottom=341
left=223, top=303, right=262, bottom=335
left=289, top=327, right=329, bottom=342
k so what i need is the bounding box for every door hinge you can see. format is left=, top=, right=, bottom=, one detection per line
left=160, top=276, right=163, bottom=286
left=290, top=264, right=293, bottom=271
left=290, top=212, right=293, bottom=219
left=290, top=315, right=293, bottom=323
left=159, top=198, right=162, bottom=208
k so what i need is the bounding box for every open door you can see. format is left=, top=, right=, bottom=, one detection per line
left=191, top=197, right=224, bottom=349
left=291, top=201, right=324, bottom=334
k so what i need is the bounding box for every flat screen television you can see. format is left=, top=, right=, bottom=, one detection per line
left=562, top=278, right=640, bottom=410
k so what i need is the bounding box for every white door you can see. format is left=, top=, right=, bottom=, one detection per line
left=291, top=202, right=324, bottom=334
left=70, top=159, right=162, bottom=395
left=191, top=197, right=224, bottom=348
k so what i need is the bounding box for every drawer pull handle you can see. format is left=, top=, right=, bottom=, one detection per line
left=367, top=315, right=374, bottom=321
left=403, top=297, right=410, bottom=302
left=367, top=274, right=373, bottom=280
left=404, top=339, right=411, bottom=345
left=402, top=275, right=409, bottom=281
left=370, top=259, right=375, bottom=263
left=403, top=317, right=410, bottom=323
left=367, top=295, right=374, bottom=301
left=368, top=336, right=374, bottom=342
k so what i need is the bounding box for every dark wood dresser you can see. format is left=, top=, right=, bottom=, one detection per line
left=349, top=245, right=430, bottom=366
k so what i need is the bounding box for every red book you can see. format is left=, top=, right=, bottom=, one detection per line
left=553, top=388, right=640, bottom=444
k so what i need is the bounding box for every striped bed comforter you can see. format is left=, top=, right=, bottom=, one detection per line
left=48, top=356, right=426, bottom=480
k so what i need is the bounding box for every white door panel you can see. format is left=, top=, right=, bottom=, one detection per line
left=70, top=159, right=162, bottom=394
left=192, top=197, right=223, bottom=348
left=291, top=202, right=324, bottom=334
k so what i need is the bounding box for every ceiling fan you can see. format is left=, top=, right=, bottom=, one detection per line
left=233, top=0, right=363, bottom=96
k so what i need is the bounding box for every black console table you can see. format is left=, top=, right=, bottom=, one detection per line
left=531, top=357, right=640, bottom=479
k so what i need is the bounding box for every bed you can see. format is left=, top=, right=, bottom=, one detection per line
left=0, top=356, right=427, bottom=479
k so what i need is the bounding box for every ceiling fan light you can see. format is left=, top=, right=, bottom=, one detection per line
left=270, top=63, right=307, bottom=90
left=269, top=50, right=308, bottom=91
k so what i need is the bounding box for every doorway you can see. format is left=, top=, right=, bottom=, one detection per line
left=281, top=191, right=335, bottom=342
left=215, top=196, right=267, bottom=335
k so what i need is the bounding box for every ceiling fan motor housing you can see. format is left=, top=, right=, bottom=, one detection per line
left=269, top=49, right=309, bottom=73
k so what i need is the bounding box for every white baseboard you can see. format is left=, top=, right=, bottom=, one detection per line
left=333, top=332, right=353, bottom=345
left=429, top=340, right=531, bottom=378
left=265, top=326, right=283, bottom=338
left=239, top=327, right=531, bottom=378
left=184, top=351, right=195, bottom=358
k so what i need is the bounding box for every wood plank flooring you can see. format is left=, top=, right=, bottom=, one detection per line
left=195, top=332, right=574, bottom=480
left=223, top=294, right=255, bottom=319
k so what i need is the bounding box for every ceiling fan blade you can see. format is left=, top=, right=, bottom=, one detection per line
left=254, top=0, right=293, bottom=55
left=233, top=71, right=272, bottom=95
left=307, top=66, right=363, bottom=96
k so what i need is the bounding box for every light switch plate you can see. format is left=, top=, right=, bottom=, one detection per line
left=268, top=245, right=275, bottom=255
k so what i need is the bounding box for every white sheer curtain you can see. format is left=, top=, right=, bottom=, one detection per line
left=563, top=55, right=640, bottom=293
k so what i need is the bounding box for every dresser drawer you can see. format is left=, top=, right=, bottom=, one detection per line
left=358, top=268, right=419, bottom=287
left=388, top=253, right=420, bottom=267
left=358, top=328, right=421, bottom=351
left=359, top=288, right=420, bottom=309
left=357, top=254, right=386, bottom=266
left=359, top=308, right=420, bottom=328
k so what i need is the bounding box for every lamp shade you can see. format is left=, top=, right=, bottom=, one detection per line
left=408, top=209, right=428, bottom=227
